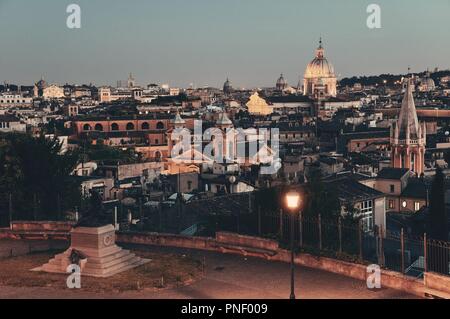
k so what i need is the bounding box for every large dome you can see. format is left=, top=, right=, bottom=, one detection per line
left=223, top=78, right=233, bottom=94
left=304, top=42, right=335, bottom=79
left=302, top=38, right=337, bottom=98
left=276, top=73, right=288, bottom=90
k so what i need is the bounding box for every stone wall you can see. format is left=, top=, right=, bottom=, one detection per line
left=425, top=272, right=450, bottom=298
left=0, top=221, right=74, bottom=241
left=11, top=221, right=75, bottom=233
left=116, top=231, right=216, bottom=251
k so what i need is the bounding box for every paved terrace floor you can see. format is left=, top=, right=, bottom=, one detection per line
left=0, top=241, right=420, bottom=299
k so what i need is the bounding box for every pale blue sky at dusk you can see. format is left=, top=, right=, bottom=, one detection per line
left=0, top=0, right=449, bottom=88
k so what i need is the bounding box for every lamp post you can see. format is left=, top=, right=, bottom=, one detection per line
left=285, top=191, right=301, bottom=300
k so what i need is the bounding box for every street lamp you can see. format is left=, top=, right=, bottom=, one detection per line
left=285, top=191, right=301, bottom=300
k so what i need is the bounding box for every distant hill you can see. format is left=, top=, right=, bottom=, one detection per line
left=339, top=70, right=450, bottom=87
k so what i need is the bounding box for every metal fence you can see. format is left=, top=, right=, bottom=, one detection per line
left=183, top=202, right=450, bottom=279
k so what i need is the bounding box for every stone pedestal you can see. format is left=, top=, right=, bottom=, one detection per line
left=33, top=225, right=149, bottom=278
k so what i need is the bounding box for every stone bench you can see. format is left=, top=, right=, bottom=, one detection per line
left=214, top=232, right=279, bottom=258
left=214, top=242, right=278, bottom=258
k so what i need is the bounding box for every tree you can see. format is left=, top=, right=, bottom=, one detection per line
left=0, top=133, right=81, bottom=220
left=304, top=169, right=341, bottom=219
left=84, top=143, right=138, bottom=163
left=254, top=187, right=280, bottom=213
left=428, top=167, right=448, bottom=241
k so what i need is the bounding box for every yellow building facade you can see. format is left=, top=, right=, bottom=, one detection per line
left=246, top=92, right=272, bottom=115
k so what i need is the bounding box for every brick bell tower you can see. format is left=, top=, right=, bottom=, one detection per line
left=390, top=77, right=426, bottom=175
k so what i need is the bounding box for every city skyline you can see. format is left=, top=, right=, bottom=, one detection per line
left=1, top=0, right=450, bottom=87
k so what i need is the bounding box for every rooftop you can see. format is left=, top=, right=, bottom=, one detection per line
left=324, top=175, right=384, bottom=203
left=266, top=95, right=313, bottom=103
left=377, top=168, right=410, bottom=180
left=0, top=115, right=20, bottom=122
left=401, top=178, right=428, bottom=199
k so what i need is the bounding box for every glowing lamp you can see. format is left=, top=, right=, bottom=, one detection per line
left=286, top=192, right=301, bottom=210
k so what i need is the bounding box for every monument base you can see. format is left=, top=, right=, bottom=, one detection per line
left=33, top=224, right=149, bottom=278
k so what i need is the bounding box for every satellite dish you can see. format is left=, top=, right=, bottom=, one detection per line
left=229, top=176, right=237, bottom=184
left=445, top=131, right=449, bottom=136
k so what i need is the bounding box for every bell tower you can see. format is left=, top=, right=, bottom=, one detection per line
left=390, top=77, right=426, bottom=175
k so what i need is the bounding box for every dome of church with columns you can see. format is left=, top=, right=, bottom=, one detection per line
left=303, top=38, right=337, bottom=98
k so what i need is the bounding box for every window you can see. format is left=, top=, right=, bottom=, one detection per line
left=414, top=202, right=421, bottom=211
left=83, top=124, right=91, bottom=131
left=111, top=123, right=119, bottom=131
left=156, top=121, right=164, bottom=130
left=388, top=200, right=394, bottom=209
left=390, top=185, right=395, bottom=193
left=141, top=122, right=150, bottom=130
left=126, top=122, right=135, bottom=130
left=94, top=123, right=103, bottom=131
left=360, top=200, right=374, bottom=232
left=187, top=181, right=192, bottom=190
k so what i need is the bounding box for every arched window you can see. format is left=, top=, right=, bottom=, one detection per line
left=126, top=122, right=135, bottom=130
left=94, top=123, right=103, bottom=131
left=401, top=151, right=406, bottom=169
left=141, top=122, right=150, bottom=130
left=111, top=123, right=119, bottom=131
left=83, top=124, right=91, bottom=131
left=156, top=121, right=164, bottom=130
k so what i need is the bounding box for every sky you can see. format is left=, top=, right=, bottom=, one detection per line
left=0, top=0, right=449, bottom=88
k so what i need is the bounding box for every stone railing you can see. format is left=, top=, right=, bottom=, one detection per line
left=10, top=221, right=75, bottom=233
left=0, top=221, right=75, bottom=241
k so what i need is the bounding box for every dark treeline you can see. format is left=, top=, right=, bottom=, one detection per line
left=339, top=70, right=450, bottom=87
